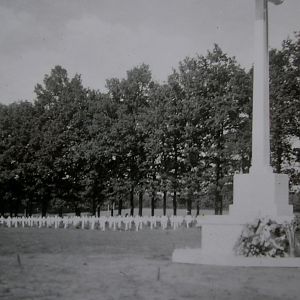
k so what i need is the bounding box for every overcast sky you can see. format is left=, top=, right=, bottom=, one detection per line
left=0, top=0, right=299, bottom=104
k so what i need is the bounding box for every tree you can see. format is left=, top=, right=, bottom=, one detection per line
left=143, top=83, right=172, bottom=216
left=164, top=74, right=193, bottom=216
left=105, top=64, right=153, bottom=216
left=270, top=33, right=300, bottom=173
left=0, top=101, right=36, bottom=216
left=82, top=90, right=120, bottom=216
left=173, top=45, right=252, bottom=214
left=33, top=66, right=90, bottom=216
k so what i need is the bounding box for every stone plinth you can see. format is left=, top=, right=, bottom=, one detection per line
left=172, top=216, right=244, bottom=265
left=172, top=248, right=300, bottom=267
left=196, top=216, right=244, bottom=255
left=172, top=172, right=294, bottom=266
left=172, top=215, right=300, bottom=267
left=229, top=172, right=293, bottom=220
left=172, top=174, right=294, bottom=266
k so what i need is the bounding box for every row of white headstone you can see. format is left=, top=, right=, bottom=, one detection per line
left=0, top=215, right=201, bottom=231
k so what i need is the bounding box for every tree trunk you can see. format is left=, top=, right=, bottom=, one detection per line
left=28, top=199, right=33, bottom=217
left=110, top=202, right=115, bottom=217
left=118, top=198, right=122, bottom=216
left=275, top=143, right=283, bottom=173
left=138, top=191, right=143, bottom=217
left=92, top=198, right=96, bottom=216
left=97, top=193, right=103, bottom=217
left=59, top=206, right=63, bottom=218
left=9, top=199, right=14, bottom=218
left=41, top=199, right=48, bottom=217
left=130, top=185, right=134, bottom=216
left=187, top=189, right=192, bottom=215
left=75, top=206, right=81, bottom=217
left=214, top=189, right=222, bottom=215
left=151, top=190, right=155, bottom=217
left=163, top=191, right=167, bottom=216
left=173, top=190, right=177, bottom=216
left=214, top=128, right=224, bottom=215
left=25, top=200, right=29, bottom=217
left=214, top=156, right=223, bottom=215
left=196, top=201, right=200, bottom=216
left=14, top=198, right=20, bottom=217
left=0, top=198, right=4, bottom=217
left=151, top=173, right=156, bottom=216
left=219, top=192, right=223, bottom=215
left=173, top=141, right=178, bottom=216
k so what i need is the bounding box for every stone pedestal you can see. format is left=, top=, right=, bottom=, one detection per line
left=172, top=247, right=300, bottom=267
left=230, top=172, right=293, bottom=220
left=196, top=216, right=244, bottom=255
left=172, top=213, right=299, bottom=267
left=172, top=173, right=294, bottom=266
left=172, top=215, right=244, bottom=264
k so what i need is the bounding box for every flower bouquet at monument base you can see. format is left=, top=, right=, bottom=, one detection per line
left=234, top=217, right=300, bottom=258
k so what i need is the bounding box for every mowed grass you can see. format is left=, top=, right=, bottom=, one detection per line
left=0, top=227, right=300, bottom=300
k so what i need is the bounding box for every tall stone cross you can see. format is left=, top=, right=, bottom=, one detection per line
left=172, top=0, right=296, bottom=266
left=251, top=0, right=283, bottom=173
left=229, top=0, right=293, bottom=219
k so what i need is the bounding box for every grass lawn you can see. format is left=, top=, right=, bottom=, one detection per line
left=0, top=227, right=299, bottom=300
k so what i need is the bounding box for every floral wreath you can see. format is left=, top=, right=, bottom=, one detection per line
left=234, top=216, right=299, bottom=257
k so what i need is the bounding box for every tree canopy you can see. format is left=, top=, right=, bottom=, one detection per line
left=1, top=33, right=300, bottom=217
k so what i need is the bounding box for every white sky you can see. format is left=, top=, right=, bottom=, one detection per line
left=0, top=0, right=299, bottom=104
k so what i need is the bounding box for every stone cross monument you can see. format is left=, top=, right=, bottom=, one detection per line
left=173, top=0, right=296, bottom=266
left=229, top=0, right=293, bottom=219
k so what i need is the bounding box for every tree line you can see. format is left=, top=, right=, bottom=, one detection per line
left=1, top=35, right=300, bottom=217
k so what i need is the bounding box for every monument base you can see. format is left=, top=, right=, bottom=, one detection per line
left=229, top=171, right=293, bottom=220
left=172, top=172, right=295, bottom=267
left=172, top=215, right=300, bottom=267
left=172, top=248, right=300, bottom=267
